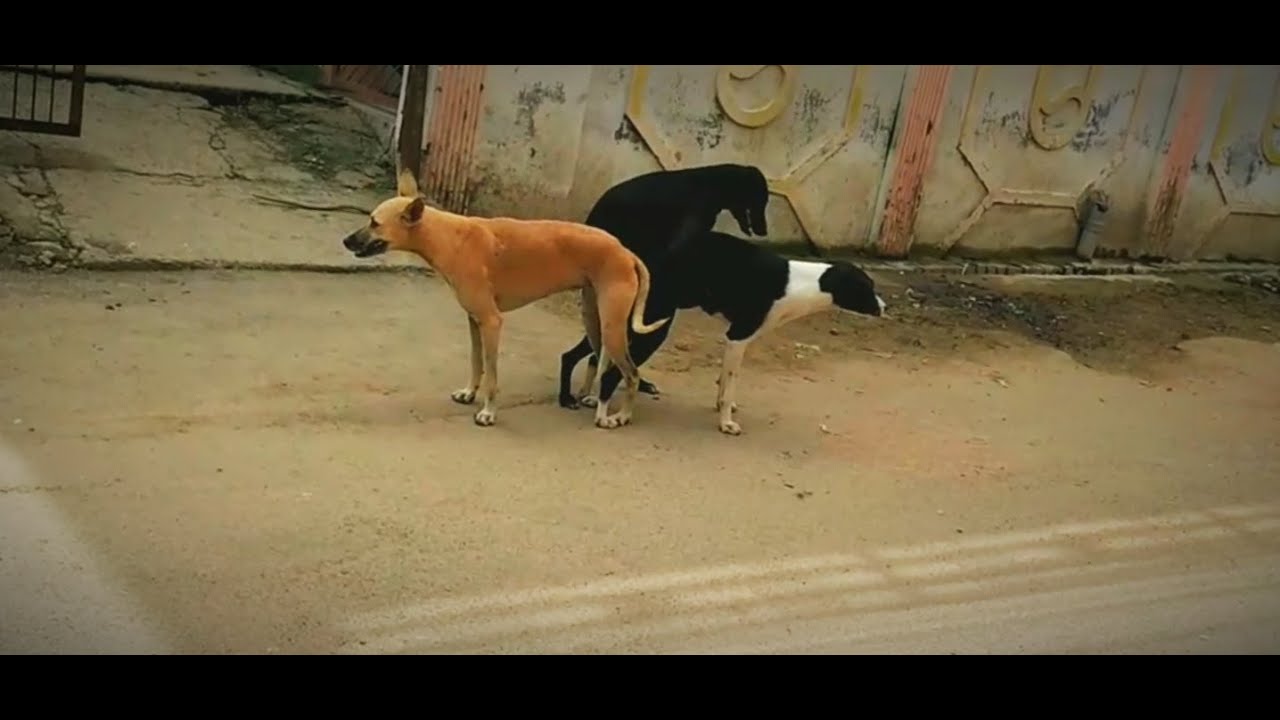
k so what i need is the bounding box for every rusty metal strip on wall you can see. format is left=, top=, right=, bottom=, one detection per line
left=1144, top=65, right=1218, bottom=257
left=422, top=65, right=487, bottom=214
left=875, top=65, right=952, bottom=258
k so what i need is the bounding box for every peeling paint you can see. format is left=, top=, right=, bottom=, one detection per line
left=1135, top=122, right=1154, bottom=148
left=613, top=115, right=645, bottom=147
left=1224, top=135, right=1266, bottom=186
left=860, top=105, right=883, bottom=144
left=1067, top=96, right=1109, bottom=152
left=797, top=87, right=829, bottom=141
left=1067, top=90, right=1134, bottom=152
left=514, top=81, right=566, bottom=138
left=693, top=111, right=724, bottom=150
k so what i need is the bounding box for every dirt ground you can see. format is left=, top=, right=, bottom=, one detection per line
left=1, top=267, right=1278, bottom=654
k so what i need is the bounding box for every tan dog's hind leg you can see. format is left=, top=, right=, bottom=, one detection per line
left=716, top=339, right=749, bottom=435
left=473, top=314, right=503, bottom=426
left=577, top=287, right=604, bottom=408
left=451, top=314, right=483, bottom=405
left=593, top=285, right=643, bottom=430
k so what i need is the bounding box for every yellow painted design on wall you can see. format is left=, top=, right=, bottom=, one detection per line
left=714, top=65, right=797, bottom=128
left=1028, top=65, right=1100, bottom=151
left=1263, top=78, right=1280, bottom=166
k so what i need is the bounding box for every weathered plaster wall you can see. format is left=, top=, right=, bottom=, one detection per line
left=461, top=66, right=594, bottom=221
left=1164, top=65, right=1280, bottom=262
left=912, top=65, right=1180, bottom=259
left=421, top=65, right=1280, bottom=263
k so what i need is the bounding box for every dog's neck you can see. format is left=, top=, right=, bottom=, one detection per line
left=779, top=260, right=838, bottom=314
left=404, top=205, right=466, bottom=271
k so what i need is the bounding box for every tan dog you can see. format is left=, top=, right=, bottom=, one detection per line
left=341, top=170, right=669, bottom=429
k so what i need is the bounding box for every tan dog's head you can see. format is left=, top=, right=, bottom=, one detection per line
left=342, top=169, right=428, bottom=259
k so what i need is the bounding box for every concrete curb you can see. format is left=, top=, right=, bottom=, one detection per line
left=67, top=258, right=435, bottom=276
left=857, top=259, right=1280, bottom=277
left=16, top=256, right=1270, bottom=280
left=80, top=72, right=345, bottom=107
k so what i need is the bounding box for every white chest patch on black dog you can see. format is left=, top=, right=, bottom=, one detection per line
left=762, top=261, right=837, bottom=332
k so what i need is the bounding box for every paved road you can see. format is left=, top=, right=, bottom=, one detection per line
left=0, top=441, right=169, bottom=654
left=334, top=504, right=1280, bottom=655
left=1, top=270, right=1278, bottom=654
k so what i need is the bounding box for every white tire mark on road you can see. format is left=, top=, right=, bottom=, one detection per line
left=0, top=440, right=171, bottom=654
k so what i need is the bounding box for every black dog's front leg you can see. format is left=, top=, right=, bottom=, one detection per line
left=558, top=335, right=595, bottom=409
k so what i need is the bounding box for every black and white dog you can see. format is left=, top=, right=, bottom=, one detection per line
left=557, top=163, right=771, bottom=409
left=577, top=230, right=887, bottom=435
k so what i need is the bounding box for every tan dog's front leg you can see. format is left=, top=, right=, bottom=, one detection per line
left=473, top=314, right=503, bottom=426
left=716, top=340, right=748, bottom=435
left=451, top=314, right=483, bottom=405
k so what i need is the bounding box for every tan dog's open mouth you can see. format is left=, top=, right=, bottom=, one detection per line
left=343, top=231, right=389, bottom=259
left=352, top=240, right=388, bottom=258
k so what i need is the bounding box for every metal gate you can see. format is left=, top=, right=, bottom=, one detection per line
left=320, top=65, right=404, bottom=110
left=0, top=65, right=86, bottom=137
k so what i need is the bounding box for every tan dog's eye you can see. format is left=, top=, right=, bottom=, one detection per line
left=369, top=219, right=380, bottom=229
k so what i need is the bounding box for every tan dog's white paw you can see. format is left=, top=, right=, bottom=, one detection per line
left=473, top=408, right=496, bottom=426
left=715, top=400, right=739, bottom=412
left=579, top=394, right=599, bottom=408
left=451, top=388, right=477, bottom=404
left=718, top=420, right=742, bottom=436
left=594, top=412, right=631, bottom=430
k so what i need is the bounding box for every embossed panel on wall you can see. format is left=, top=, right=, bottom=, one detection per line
left=922, top=65, right=1150, bottom=256
left=1165, top=65, right=1280, bottom=262
left=623, top=65, right=905, bottom=250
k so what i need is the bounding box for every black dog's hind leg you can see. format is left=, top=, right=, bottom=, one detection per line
left=559, top=335, right=595, bottom=409
left=596, top=316, right=675, bottom=408
left=582, top=323, right=668, bottom=400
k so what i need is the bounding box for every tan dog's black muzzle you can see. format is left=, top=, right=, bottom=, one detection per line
left=343, top=229, right=388, bottom=259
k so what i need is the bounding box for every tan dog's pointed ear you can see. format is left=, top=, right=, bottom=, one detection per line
left=402, top=196, right=425, bottom=225
left=396, top=168, right=420, bottom=198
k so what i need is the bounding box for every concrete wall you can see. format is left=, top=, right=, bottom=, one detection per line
left=412, top=65, right=1280, bottom=263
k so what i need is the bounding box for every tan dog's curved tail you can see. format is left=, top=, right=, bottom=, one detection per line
left=630, top=257, right=670, bottom=335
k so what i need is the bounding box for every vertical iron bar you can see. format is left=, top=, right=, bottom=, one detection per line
left=48, top=64, right=57, bottom=122
left=67, top=65, right=85, bottom=135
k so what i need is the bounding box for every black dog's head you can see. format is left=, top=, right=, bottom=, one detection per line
left=720, top=164, right=770, bottom=238
left=819, top=261, right=887, bottom=318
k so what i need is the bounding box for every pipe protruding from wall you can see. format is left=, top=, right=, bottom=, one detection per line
left=1075, top=189, right=1111, bottom=261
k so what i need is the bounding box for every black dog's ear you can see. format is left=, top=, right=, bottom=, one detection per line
left=402, top=197, right=425, bottom=225
left=751, top=207, right=769, bottom=237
